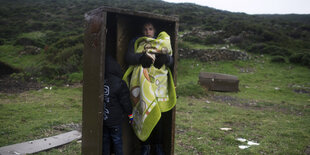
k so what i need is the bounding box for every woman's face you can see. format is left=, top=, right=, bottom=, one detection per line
left=142, top=23, right=155, bottom=38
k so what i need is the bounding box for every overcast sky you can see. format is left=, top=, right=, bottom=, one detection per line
left=163, top=0, right=310, bottom=14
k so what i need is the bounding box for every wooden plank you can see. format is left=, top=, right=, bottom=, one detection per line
left=86, top=6, right=179, bottom=23
left=82, top=11, right=107, bottom=155
left=0, top=131, right=81, bottom=155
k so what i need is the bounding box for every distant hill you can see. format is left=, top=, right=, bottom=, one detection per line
left=0, top=0, right=309, bottom=83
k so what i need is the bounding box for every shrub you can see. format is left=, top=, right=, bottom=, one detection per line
left=204, top=35, right=224, bottom=44
left=40, top=63, right=63, bottom=78
left=289, top=53, right=304, bottom=63
left=0, top=38, right=5, bottom=45
left=52, top=34, right=83, bottom=49
left=289, top=51, right=310, bottom=66
left=271, top=56, right=286, bottom=63
left=246, top=43, right=268, bottom=53
left=14, top=37, right=44, bottom=47
left=183, top=36, right=202, bottom=44
left=43, top=44, right=83, bottom=78
left=261, top=45, right=291, bottom=56
left=68, top=72, right=83, bottom=83
left=301, top=53, right=310, bottom=66
left=54, top=43, right=83, bottom=64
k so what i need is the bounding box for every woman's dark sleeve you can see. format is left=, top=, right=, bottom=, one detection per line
left=118, top=80, right=132, bottom=115
left=125, top=38, right=143, bottom=65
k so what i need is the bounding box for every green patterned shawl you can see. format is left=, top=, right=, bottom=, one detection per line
left=123, top=31, right=177, bottom=141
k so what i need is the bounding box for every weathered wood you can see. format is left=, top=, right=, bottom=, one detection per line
left=0, top=131, right=81, bottom=155
left=82, top=11, right=106, bottom=155
left=199, top=72, right=239, bottom=92
left=83, top=6, right=179, bottom=155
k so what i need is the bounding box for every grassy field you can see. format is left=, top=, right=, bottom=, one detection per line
left=176, top=55, right=310, bottom=154
left=0, top=54, right=310, bottom=154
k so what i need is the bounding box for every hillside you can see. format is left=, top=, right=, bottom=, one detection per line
left=0, top=0, right=309, bottom=84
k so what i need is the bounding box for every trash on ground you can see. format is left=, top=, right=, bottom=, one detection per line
left=238, top=145, right=250, bottom=149
left=220, top=128, right=232, bottom=131
left=247, top=141, right=259, bottom=146
left=236, top=138, right=247, bottom=142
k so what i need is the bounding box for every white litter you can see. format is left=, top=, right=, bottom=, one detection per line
left=274, top=87, right=280, bottom=90
left=247, top=141, right=259, bottom=146
left=45, top=87, right=48, bottom=89
left=238, top=145, right=250, bottom=149
left=197, top=137, right=203, bottom=140
left=220, top=128, right=232, bottom=131
left=236, top=138, right=247, bottom=142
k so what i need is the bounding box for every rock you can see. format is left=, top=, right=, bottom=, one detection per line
left=178, top=48, right=249, bottom=61
left=19, top=46, right=41, bottom=55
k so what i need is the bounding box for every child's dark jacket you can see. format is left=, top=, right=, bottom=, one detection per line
left=103, top=55, right=132, bottom=127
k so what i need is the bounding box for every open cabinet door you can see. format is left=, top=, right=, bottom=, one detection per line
left=116, top=15, right=142, bottom=155
left=82, top=11, right=107, bottom=155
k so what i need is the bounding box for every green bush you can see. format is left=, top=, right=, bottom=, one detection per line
left=289, top=53, right=304, bottom=63
left=301, top=53, right=310, bottom=66
left=183, top=36, right=202, bottom=43
left=54, top=43, right=83, bottom=64
left=14, top=37, right=45, bottom=48
left=204, top=35, right=224, bottom=44
left=261, top=45, right=291, bottom=56
left=52, top=34, right=83, bottom=49
left=41, top=44, right=83, bottom=81
left=246, top=43, right=268, bottom=53
left=40, top=63, right=64, bottom=78
left=271, top=56, right=286, bottom=63
left=289, top=51, right=310, bottom=66
left=68, top=72, right=83, bottom=83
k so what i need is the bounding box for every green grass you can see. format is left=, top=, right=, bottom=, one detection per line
left=1, top=54, right=310, bottom=154
left=18, top=31, right=46, bottom=40
left=0, top=45, right=44, bottom=70
left=0, top=86, right=82, bottom=147
left=175, top=54, right=310, bottom=154
left=175, top=96, right=310, bottom=154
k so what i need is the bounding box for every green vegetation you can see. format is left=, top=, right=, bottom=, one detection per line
left=1, top=54, right=310, bottom=154
left=1, top=0, right=310, bottom=83
left=0, top=86, right=82, bottom=153
left=0, top=0, right=310, bottom=154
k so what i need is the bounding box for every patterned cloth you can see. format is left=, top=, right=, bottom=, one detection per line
left=123, top=31, right=177, bottom=141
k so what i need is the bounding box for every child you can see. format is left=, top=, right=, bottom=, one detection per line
left=103, top=54, right=133, bottom=155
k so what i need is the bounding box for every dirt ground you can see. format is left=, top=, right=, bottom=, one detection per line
left=0, top=75, right=43, bottom=94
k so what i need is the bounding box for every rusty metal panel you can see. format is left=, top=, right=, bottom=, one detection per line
left=199, top=72, right=239, bottom=92
left=0, top=131, right=81, bottom=155
left=82, top=10, right=107, bottom=155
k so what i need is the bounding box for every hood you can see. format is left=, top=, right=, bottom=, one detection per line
left=105, top=55, right=123, bottom=78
